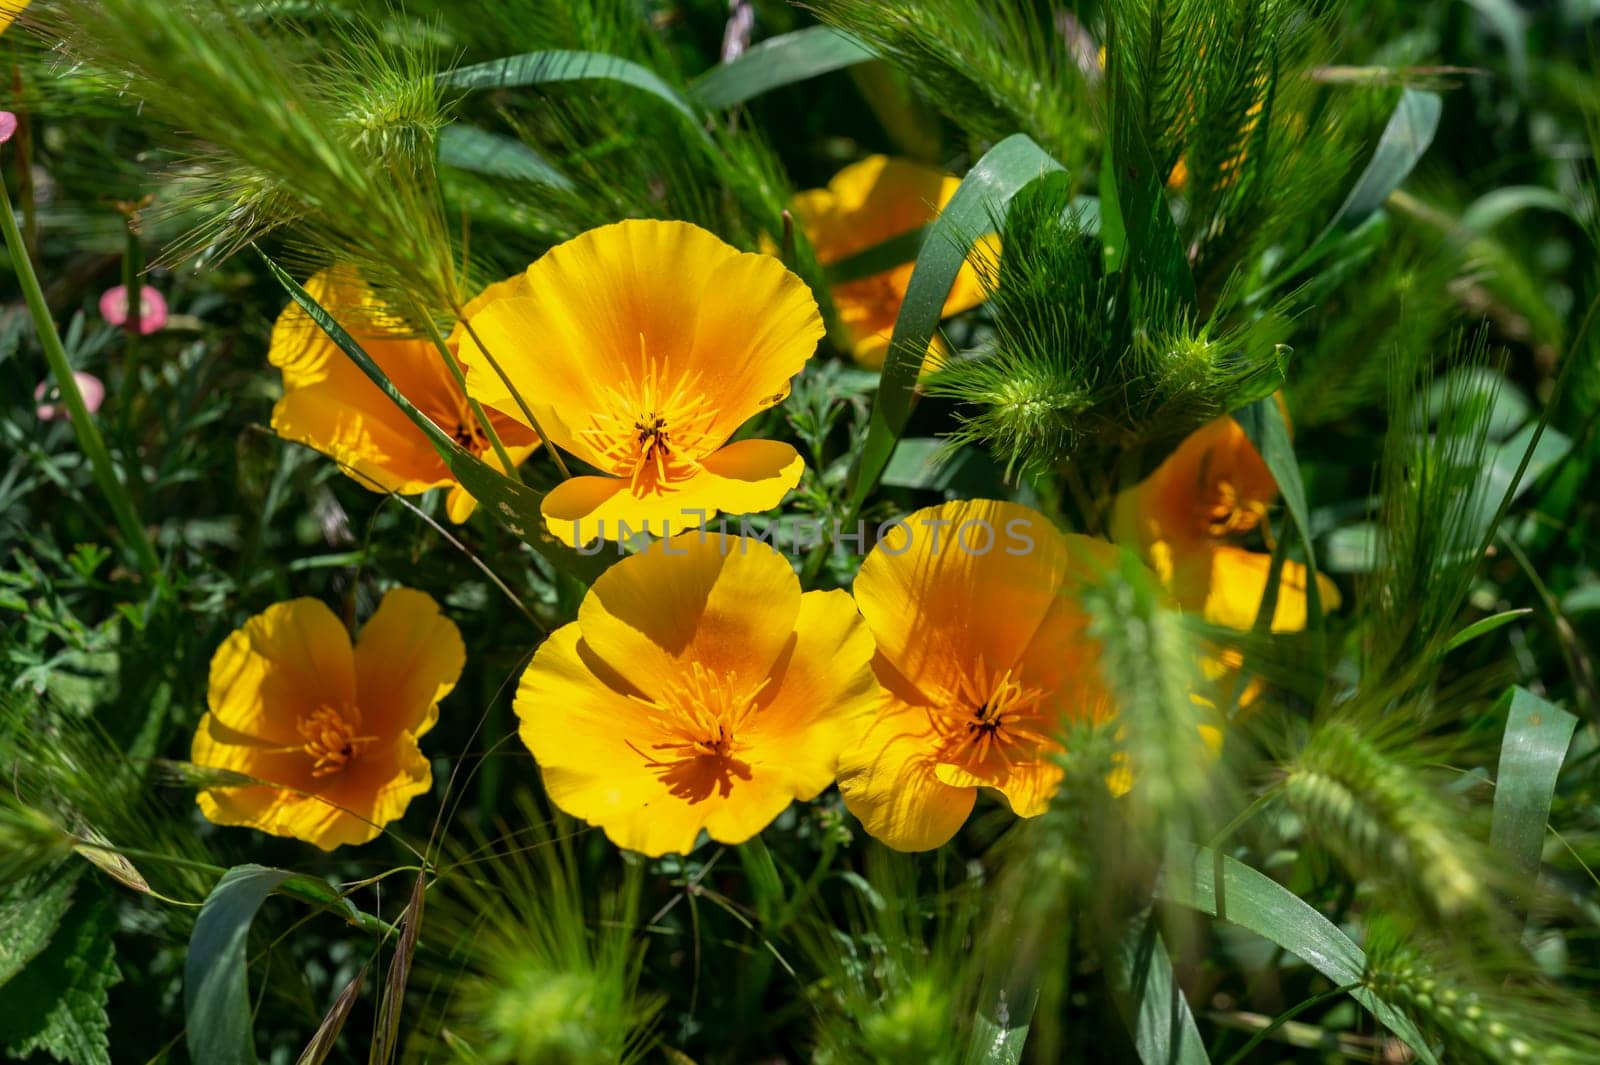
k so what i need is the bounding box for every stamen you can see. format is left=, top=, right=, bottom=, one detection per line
left=928, top=657, right=1053, bottom=771
left=575, top=337, right=720, bottom=494
left=296, top=704, right=378, bottom=777
left=625, top=663, right=767, bottom=802
left=1199, top=477, right=1269, bottom=540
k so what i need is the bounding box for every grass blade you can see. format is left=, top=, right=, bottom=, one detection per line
left=841, top=134, right=1065, bottom=520
left=823, top=224, right=927, bottom=285
left=185, top=865, right=293, bottom=1065
left=442, top=50, right=701, bottom=127
left=369, top=873, right=424, bottom=1065
left=1157, top=842, right=1439, bottom=1065
left=1233, top=397, right=1324, bottom=628
left=1107, top=911, right=1211, bottom=1065
left=1283, top=90, right=1442, bottom=283
left=1490, top=687, right=1577, bottom=884
left=1442, top=608, right=1532, bottom=653
left=296, top=961, right=369, bottom=1065
left=437, top=124, right=574, bottom=191
left=691, top=26, right=874, bottom=110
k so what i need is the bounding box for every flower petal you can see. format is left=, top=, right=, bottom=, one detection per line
left=836, top=698, right=975, bottom=852
left=540, top=440, right=803, bottom=548
left=267, top=737, right=430, bottom=850
left=795, top=156, right=991, bottom=370
left=1114, top=408, right=1281, bottom=552
left=353, top=588, right=464, bottom=741
left=272, top=381, right=455, bottom=496
left=516, top=622, right=716, bottom=857
left=1181, top=545, right=1341, bottom=633
left=207, top=599, right=355, bottom=746
left=743, top=589, right=881, bottom=800
left=933, top=758, right=1063, bottom=818
left=459, top=220, right=820, bottom=464
left=692, top=253, right=824, bottom=443
left=851, top=499, right=1071, bottom=703
left=575, top=533, right=802, bottom=700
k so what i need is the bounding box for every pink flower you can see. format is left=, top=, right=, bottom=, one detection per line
left=99, top=284, right=168, bottom=335
left=35, top=372, right=106, bottom=421
left=0, top=113, right=16, bottom=145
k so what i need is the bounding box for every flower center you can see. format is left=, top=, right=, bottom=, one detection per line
left=1198, top=477, right=1268, bottom=539
left=930, top=661, right=1052, bottom=769
left=578, top=342, right=718, bottom=495
left=452, top=415, right=488, bottom=452
left=627, top=662, right=767, bottom=802
left=297, top=704, right=378, bottom=777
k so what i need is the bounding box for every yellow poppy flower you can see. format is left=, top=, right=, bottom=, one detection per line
left=457, top=220, right=823, bottom=548
left=514, top=533, right=879, bottom=857
left=0, top=1, right=29, bottom=34
left=791, top=155, right=991, bottom=370
left=191, top=589, right=463, bottom=850
left=837, top=499, right=1122, bottom=851
left=270, top=269, right=540, bottom=522
left=1112, top=403, right=1339, bottom=632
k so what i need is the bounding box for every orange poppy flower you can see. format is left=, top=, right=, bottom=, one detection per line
left=837, top=499, right=1122, bottom=851
left=514, top=533, right=879, bottom=857
left=456, top=220, right=823, bottom=548
left=792, top=155, right=991, bottom=369
left=1112, top=404, right=1339, bottom=632
left=270, top=269, right=539, bottom=522
left=191, top=589, right=463, bottom=850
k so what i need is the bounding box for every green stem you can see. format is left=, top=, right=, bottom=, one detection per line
left=410, top=302, right=520, bottom=481
left=117, top=221, right=148, bottom=471
left=1218, top=982, right=1359, bottom=1065
left=455, top=312, right=572, bottom=480
left=1, top=178, right=162, bottom=581
left=121, top=221, right=144, bottom=375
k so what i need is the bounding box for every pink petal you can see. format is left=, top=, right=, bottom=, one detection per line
left=0, top=113, right=16, bottom=145
left=99, top=284, right=169, bottom=334
left=35, top=371, right=106, bottom=421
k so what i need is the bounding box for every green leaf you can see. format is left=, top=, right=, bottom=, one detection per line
left=185, top=865, right=294, bottom=1065
left=1157, top=842, right=1439, bottom=1065
left=1491, top=422, right=1572, bottom=502
left=1232, top=398, right=1323, bottom=627
left=260, top=252, right=608, bottom=584
left=1490, top=687, right=1577, bottom=883
left=1107, top=912, right=1211, bottom=1065
left=1285, top=89, right=1441, bottom=281
left=0, top=865, right=79, bottom=987
left=437, top=124, right=573, bottom=191
left=1324, top=89, right=1442, bottom=236
left=842, top=134, right=1066, bottom=517
left=960, top=1004, right=1024, bottom=1061
left=1459, top=185, right=1572, bottom=233
left=827, top=196, right=1098, bottom=286
left=1460, top=0, right=1529, bottom=93
left=824, top=224, right=928, bottom=285
left=880, top=438, right=1011, bottom=494
left=442, top=50, right=702, bottom=127
left=691, top=27, right=874, bottom=110
left=1425, top=366, right=1531, bottom=441
left=0, top=892, right=121, bottom=1065
left=1441, top=608, right=1532, bottom=654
